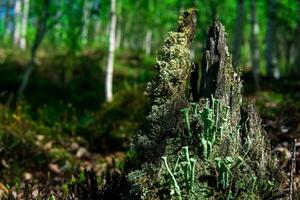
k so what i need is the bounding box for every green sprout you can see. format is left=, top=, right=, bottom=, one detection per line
left=162, top=156, right=182, bottom=200
left=215, top=156, right=244, bottom=189
left=251, top=175, right=257, bottom=195
left=182, top=146, right=196, bottom=192
left=162, top=146, right=197, bottom=199
left=197, top=96, right=231, bottom=159
left=181, top=108, right=192, bottom=138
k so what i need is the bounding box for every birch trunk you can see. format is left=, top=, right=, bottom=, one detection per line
left=13, top=0, right=21, bottom=47
left=250, top=0, right=260, bottom=90
left=105, top=0, right=117, bottom=102
left=115, top=25, right=121, bottom=50
left=82, top=0, right=91, bottom=45
left=4, top=0, right=12, bottom=38
left=232, top=0, right=245, bottom=67
left=93, top=19, right=101, bottom=43
left=145, top=30, right=152, bottom=55
left=20, top=0, right=30, bottom=49
left=265, top=0, right=279, bottom=79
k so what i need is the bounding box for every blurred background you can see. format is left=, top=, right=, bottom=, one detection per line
left=0, top=0, right=299, bottom=198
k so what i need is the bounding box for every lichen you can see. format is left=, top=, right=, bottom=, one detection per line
left=133, top=15, right=194, bottom=164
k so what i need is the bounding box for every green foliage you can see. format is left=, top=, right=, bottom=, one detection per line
left=214, top=156, right=243, bottom=189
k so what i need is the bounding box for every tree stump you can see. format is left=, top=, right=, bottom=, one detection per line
left=104, top=9, right=284, bottom=200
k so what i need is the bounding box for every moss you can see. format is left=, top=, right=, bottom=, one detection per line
left=134, top=28, right=193, bottom=163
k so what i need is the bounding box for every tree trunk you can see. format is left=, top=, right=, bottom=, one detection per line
left=13, top=0, right=22, bottom=47
left=115, top=11, right=281, bottom=200
left=250, top=0, right=260, bottom=90
left=93, top=19, right=101, bottom=43
left=265, top=0, right=279, bottom=79
left=115, top=25, right=121, bottom=50
left=232, top=0, right=245, bottom=68
left=294, top=1, right=300, bottom=76
left=20, top=0, right=30, bottom=49
left=144, top=30, right=152, bottom=55
left=17, top=0, right=51, bottom=100
left=17, top=22, right=47, bottom=99
left=105, top=0, right=117, bottom=102
left=4, top=0, right=12, bottom=38
left=82, top=0, right=91, bottom=45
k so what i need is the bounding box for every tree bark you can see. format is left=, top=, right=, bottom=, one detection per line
left=232, top=0, right=245, bottom=68
left=20, top=0, right=30, bottom=49
left=250, top=0, right=260, bottom=90
left=265, top=0, right=279, bottom=79
left=105, top=0, right=117, bottom=102
left=13, top=0, right=22, bottom=47
left=199, top=21, right=242, bottom=125
left=82, top=0, right=91, bottom=45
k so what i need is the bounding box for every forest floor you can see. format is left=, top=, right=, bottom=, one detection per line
left=0, top=49, right=299, bottom=198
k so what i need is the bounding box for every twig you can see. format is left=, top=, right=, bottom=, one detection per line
left=289, top=138, right=296, bottom=200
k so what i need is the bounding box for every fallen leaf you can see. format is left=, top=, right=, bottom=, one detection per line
left=48, top=163, right=61, bottom=174
left=76, top=147, right=90, bottom=159
left=23, top=172, right=32, bottom=180
left=71, top=142, right=80, bottom=152
left=1, top=160, right=9, bottom=168
left=43, top=141, right=52, bottom=150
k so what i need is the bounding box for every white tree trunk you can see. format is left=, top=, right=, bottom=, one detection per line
left=4, top=0, right=11, bottom=38
left=105, top=0, right=117, bottom=102
left=82, top=0, right=91, bottom=45
left=115, top=25, right=121, bottom=50
left=250, top=0, right=260, bottom=90
left=13, top=0, right=22, bottom=47
left=20, top=0, right=30, bottom=49
left=94, top=19, right=101, bottom=42
left=145, top=30, right=152, bottom=55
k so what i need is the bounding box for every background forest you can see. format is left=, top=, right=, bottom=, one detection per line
left=0, top=0, right=299, bottom=199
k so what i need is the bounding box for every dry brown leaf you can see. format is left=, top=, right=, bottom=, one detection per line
left=23, top=172, right=32, bottom=180
left=48, top=163, right=61, bottom=174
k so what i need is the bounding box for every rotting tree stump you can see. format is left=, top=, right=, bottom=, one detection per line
left=102, top=9, right=285, bottom=200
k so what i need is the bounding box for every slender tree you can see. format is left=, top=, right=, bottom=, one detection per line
left=20, top=0, right=30, bottom=49
left=115, top=25, right=121, bottom=49
left=82, top=0, right=91, bottom=45
left=144, top=30, right=152, bottom=55
left=250, top=0, right=260, bottom=90
left=144, top=0, right=154, bottom=55
left=4, top=0, right=12, bottom=39
left=13, top=0, right=22, bottom=47
left=232, top=0, right=245, bottom=68
left=17, top=0, right=60, bottom=99
left=294, top=0, right=300, bottom=75
left=265, top=0, right=279, bottom=79
left=105, top=0, right=117, bottom=102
